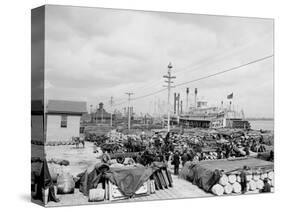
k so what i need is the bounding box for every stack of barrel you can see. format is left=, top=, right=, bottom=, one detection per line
left=211, top=170, right=274, bottom=196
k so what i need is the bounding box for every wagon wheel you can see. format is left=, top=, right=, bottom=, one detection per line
left=116, top=155, right=125, bottom=164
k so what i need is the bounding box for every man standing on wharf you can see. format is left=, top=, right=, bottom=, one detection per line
left=172, top=151, right=180, bottom=175
left=240, top=165, right=248, bottom=194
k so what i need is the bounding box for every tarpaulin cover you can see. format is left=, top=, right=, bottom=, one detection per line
left=78, top=163, right=110, bottom=196
left=78, top=162, right=170, bottom=197
left=180, top=157, right=274, bottom=192
left=105, top=166, right=153, bottom=197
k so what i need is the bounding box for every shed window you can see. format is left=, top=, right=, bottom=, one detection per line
left=61, top=115, right=67, bottom=128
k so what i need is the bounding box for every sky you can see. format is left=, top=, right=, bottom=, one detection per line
left=44, top=5, right=274, bottom=118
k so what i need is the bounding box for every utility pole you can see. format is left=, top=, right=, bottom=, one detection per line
left=90, top=104, right=93, bottom=123
left=177, top=93, right=180, bottom=115
left=125, top=92, right=134, bottom=131
left=101, top=103, right=104, bottom=123
left=109, top=96, right=114, bottom=127
left=163, top=62, right=176, bottom=132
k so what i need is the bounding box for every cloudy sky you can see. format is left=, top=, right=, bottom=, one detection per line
left=44, top=5, right=274, bottom=118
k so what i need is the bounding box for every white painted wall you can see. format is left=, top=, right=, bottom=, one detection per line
left=46, top=114, right=81, bottom=142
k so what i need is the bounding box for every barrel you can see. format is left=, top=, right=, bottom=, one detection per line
left=248, top=180, right=257, bottom=191
left=232, top=182, right=241, bottom=193
left=253, top=174, right=260, bottom=182
left=236, top=175, right=241, bottom=183
left=211, top=184, right=224, bottom=196
left=224, top=183, right=233, bottom=194
left=246, top=174, right=253, bottom=182
left=228, top=175, right=236, bottom=184
left=256, top=179, right=264, bottom=189
left=219, top=174, right=229, bottom=186
left=260, top=173, right=268, bottom=180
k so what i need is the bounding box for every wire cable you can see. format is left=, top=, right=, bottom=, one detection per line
left=125, top=54, right=273, bottom=104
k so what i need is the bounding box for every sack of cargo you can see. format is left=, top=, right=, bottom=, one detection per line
left=211, top=184, right=224, bottom=196
left=88, top=188, right=105, bottom=202
left=256, top=179, right=264, bottom=189
left=236, top=175, right=241, bottom=183
left=224, top=183, right=233, bottom=194
left=219, top=174, right=228, bottom=186
left=57, top=173, right=75, bottom=194
left=61, top=165, right=71, bottom=174
left=267, top=171, right=274, bottom=180
left=260, top=173, right=268, bottom=180
left=248, top=180, right=257, bottom=191
left=246, top=174, right=253, bottom=182
left=232, top=182, right=241, bottom=193
left=48, top=164, right=58, bottom=182
left=253, top=174, right=260, bottom=182
left=228, top=175, right=236, bottom=184
left=110, top=163, right=124, bottom=168
left=48, top=163, right=63, bottom=182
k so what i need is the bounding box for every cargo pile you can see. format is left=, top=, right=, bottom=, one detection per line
left=211, top=170, right=274, bottom=196
left=78, top=162, right=173, bottom=202
left=169, top=128, right=274, bottom=162
left=180, top=157, right=274, bottom=195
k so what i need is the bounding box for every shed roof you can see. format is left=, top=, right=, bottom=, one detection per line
left=47, top=100, right=87, bottom=114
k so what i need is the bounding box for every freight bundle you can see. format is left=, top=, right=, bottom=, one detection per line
left=35, top=159, right=173, bottom=203
left=78, top=162, right=173, bottom=202
left=180, top=157, right=274, bottom=196
left=211, top=170, right=274, bottom=195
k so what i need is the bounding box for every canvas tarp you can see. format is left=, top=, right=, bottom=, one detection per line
left=105, top=166, right=153, bottom=197
left=78, top=162, right=169, bottom=197
left=180, top=157, right=274, bottom=192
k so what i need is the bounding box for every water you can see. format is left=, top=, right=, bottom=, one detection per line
left=249, top=120, right=274, bottom=131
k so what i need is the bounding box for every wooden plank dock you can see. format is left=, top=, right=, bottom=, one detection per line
left=47, top=174, right=212, bottom=207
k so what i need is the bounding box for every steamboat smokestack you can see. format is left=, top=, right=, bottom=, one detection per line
left=194, top=88, right=198, bottom=108
left=180, top=100, right=183, bottom=114
left=186, top=88, right=189, bottom=113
